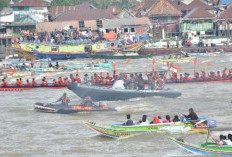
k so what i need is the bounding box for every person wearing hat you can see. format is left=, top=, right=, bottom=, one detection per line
left=56, top=93, right=70, bottom=105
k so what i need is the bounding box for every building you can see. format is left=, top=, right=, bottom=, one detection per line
left=0, top=7, right=14, bottom=24
left=217, top=4, right=232, bottom=36
left=180, top=7, right=215, bottom=35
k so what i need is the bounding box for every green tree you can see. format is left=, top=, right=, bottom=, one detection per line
left=0, top=0, right=10, bottom=11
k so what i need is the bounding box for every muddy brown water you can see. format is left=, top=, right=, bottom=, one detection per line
left=1, top=54, right=232, bottom=156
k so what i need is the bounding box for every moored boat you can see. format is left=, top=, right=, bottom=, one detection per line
left=181, top=51, right=224, bottom=57
left=84, top=118, right=216, bottom=138
left=34, top=102, right=115, bottom=114
left=0, top=84, right=67, bottom=91
left=68, top=81, right=181, bottom=101
left=170, top=128, right=232, bottom=156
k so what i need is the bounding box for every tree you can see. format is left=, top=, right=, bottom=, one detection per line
left=0, top=0, right=10, bottom=11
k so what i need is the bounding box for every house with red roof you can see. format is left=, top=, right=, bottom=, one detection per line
left=131, top=0, right=182, bottom=38
left=180, top=7, right=215, bottom=35
left=216, top=4, right=232, bottom=36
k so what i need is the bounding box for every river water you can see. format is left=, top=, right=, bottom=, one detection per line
left=1, top=54, right=232, bottom=157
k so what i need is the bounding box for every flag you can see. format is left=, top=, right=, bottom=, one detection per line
left=152, top=58, right=155, bottom=65
left=113, top=63, right=116, bottom=70
left=171, top=64, right=182, bottom=72
left=76, top=69, right=79, bottom=74
left=126, top=58, right=131, bottom=64
left=206, top=61, right=211, bottom=68
left=166, top=62, right=170, bottom=68
left=194, top=58, right=197, bottom=65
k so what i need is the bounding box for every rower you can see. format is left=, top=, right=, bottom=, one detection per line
left=201, top=71, right=207, bottom=81
left=58, top=77, right=64, bottom=85
left=173, top=115, right=180, bottom=122
left=137, top=73, right=144, bottom=90
left=26, top=79, right=32, bottom=87
left=123, top=114, right=134, bottom=126
left=222, top=68, right=227, bottom=79
left=171, top=72, right=178, bottom=82
left=70, top=74, right=75, bottom=82
left=183, top=108, right=199, bottom=121
left=83, top=74, right=89, bottom=84
left=179, top=74, right=184, bottom=82
left=32, top=78, right=37, bottom=87
left=53, top=79, right=59, bottom=86
left=194, top=72, right=201, bottom=81
left=228, top=69, right=232, bottom=79
left=56, top=93, right=70, bottom=105
left=55, top=61, right=59, bottom=69
left=128, top=74, right=136, bottom=89
left=41, top=78, right=48, bottom=86
left=76, top=74, right=82, bottom=83
left=184, top=73, right=192, bottom=81
left=64, top=77, right=70, bottom=86
left=19, top=78, right=23, bottom=87
left=113, top=70, right=118, bottom=80
left=216, top=71, right=221, bottom=80
left=147, top=73, right=154, bottom=90
left=94, top=73, right=100, bottom=84
left=1, top=79, right=8, bottom=87
left=90, top=76, right=95, bottom=85
left=80, top=95, right=94, bottom=106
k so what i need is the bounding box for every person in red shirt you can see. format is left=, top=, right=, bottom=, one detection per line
left=15, top=79, right=20, bottom=86
left=70, top=74, right=75, bottom=82
left=216, top=71, right=221, bottom=80
left=106, top=73, right=112, bottom=80
left=58, top=77, right=64, bottom=85
left=19, top=78, right=23, bottom=87
left=228, top=69, right=232, bottom=79
left=1, top=79, right=8, bottom=87
left=90, top=76, right=95, bottom=85
left=179, top=74, right=184, bottom=82
left=201, top=71, right=207, bottom=81
left=194, top=72, right=201, bottom=81
left=184, top=73, right=192, bottom=81
left=41, top=78, right=48, bottom=86
left=26, top=79, right=32, bottom=87
left=64, top=77, right=70, bottom=86
left=75, top=74, right=81, bottom=83
left=113, top=70, right=117, bottom=80
left=94, top=73, right=100, bottom=84
left=32, top=78, right=37, bottom=87
left=222, top=68, right=227, bottom=79
left=171, top=72, right=177, bottom=82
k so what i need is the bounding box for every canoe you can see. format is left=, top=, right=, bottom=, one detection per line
left=67, top=82, right=181, bottom=101
left=88, top=53, right=152, bottom=59
left=34, top=102, right=116, bottom=114
left=169, top=137, right=232, bottom=156
left=157, top=57, right=195, bottom=64
left=0, top=84, right=67, bottom=91
left=84, top=119, right=214, bottom=138
left=182, top=51, right=224, bottom=57
left=66, top=62, right=113, bottom=70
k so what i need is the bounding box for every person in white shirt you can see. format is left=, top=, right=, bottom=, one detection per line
left=140, top=115, right=149, bottom=125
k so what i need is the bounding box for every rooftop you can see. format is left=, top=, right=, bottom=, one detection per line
left=183, top=7, right=215, bottom=19
left=185, top=0, right=214, bottom=11
left=12, top=0, right=49, bottom=7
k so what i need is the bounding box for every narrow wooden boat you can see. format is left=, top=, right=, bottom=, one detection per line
left=84, top=119, right=216, bottom=138
left=0, top=84, right=67, bottom=91
left=170, top=137, right=232, bottom=156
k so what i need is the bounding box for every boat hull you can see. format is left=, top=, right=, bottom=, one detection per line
left=88, top=54, right=152, bottom=59
left=170, top=137, right=232, bottom=156
left=68, top=83, right=181, bottom=101
left=84, top=121, right=208, bottom=138
left=34, top=103, right=116, bottom=114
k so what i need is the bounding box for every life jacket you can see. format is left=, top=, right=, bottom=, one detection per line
left=62, top=96, right=68, bottom=105
left=64, top=80, right=70, bottom=86
left=94, top=76, right=100, bottom=83
left=113, top=74, right=117, bottom=80
left=106, top=76, right=112, bottom=80
left=76, top=77, right=81, bottom=83
left=172, top=73, right=177, bottom=82
left=217, top=74, right=221, bottom=80
left=2, top=81, right=8, bottom=87
left=153, top=117, right=161, bottom=124
left=32, top=81, right=37, bottom=86
left=58, top=79, right=63, bottom=85
left=222, top=73, right=227, bottom=79
left=27, top=82, right=32, bottom=87
left=70, top=76, right=75, bottom=82
left=19, top=80, right=23, bottom=86
left=180, top=76, right=184, bottom=82
left=163, top=119, right=173, bottom=123
left=41, top=81, right=48, bottom=86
